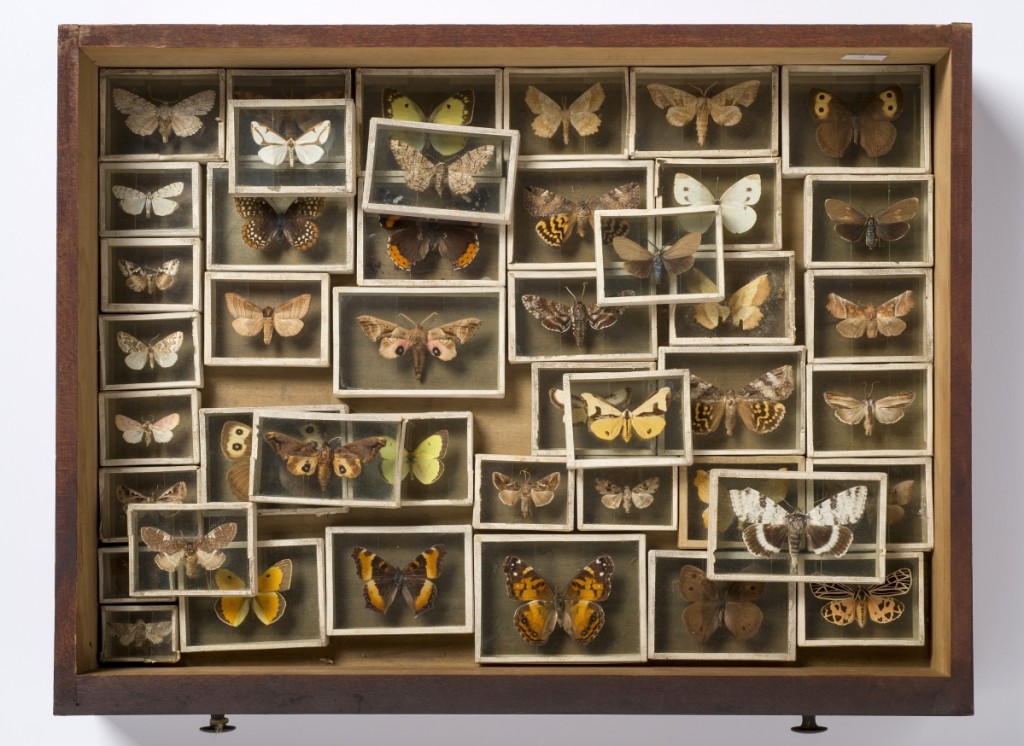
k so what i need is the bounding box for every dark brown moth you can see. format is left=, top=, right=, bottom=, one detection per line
left=824, top=197, right=919, bottom=249
left=523, top=183, right=641, bottom=247
left=691, top=365, right=795, bottom=436
left=354, top=312, right=481, bottom=382
left=825, top=290, right=915, bottom=339
left=520, top=285, right=627, bottom=349
left=264, top=431, right=388, bottom=493
left=139, top=522, right=238, bottom=578
left=493, top=470, right=561, bottom=518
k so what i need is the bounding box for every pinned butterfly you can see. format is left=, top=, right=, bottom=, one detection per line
left=220, top=420, right=253, bottom=500
left=379, top=430, right=449, bottom=485
left=503, top=555, right=613, bottom=645
left=215, top=559, right=293, bottom=627
left=378, top=215, right=480, bottom=272
left=678, top=565, right=764, bottom=642
left=808, top=86, right=903, bottom=159
left=493, top=470, right=562, bottom=518
left=106, top=619, right=175, bottom=648
left=673, top=173, right=761, bottom=235
left=355, top=312, right=481, bottom=383
left=233, top=197, right=326, bottom=252
left=549, top=386, right=631, bottom=427
left=352, top=545, right=446, bottom=616
left=382, top=88, right=475, bottom=155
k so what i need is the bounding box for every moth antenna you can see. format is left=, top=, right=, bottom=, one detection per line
left=398, top=313, right=417, bottom=327
left=863, top=381, right=880, bottom=398
left=418, top=311, right=440, bottom=327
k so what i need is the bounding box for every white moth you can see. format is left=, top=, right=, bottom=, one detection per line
left=250, top=120, right=331, bottom=167
left=112, top=182, right=185, bottom=218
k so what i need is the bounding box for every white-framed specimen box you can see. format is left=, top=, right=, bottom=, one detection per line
left=473, top=454, right=575, bottom=532
left=678, top=456, right=806, bottom=549
left=647, top=550, right=795, bottom=662
left=362, top=118, right=519, bottom=225
left=504, top=67, right=629, bottom=160
left=562, top=369, right=693, bottom=469
left=205, top=162, right=354, bottom=273
left=531, top=361, right=656, bottom=456
left=810, top=457, right=933, bottom=551
left=126, top=502, right=257, bottom=598
left=475, top=533, right=647, bottom=664
left=806, top=269, right=933, bottom=363
left=99, top=465, right=200, bottom=543
left=632, top=66, right=779, bottom=158
left=204, top=271, right=330, bottom=367
left=250, top=411, right=403, bottom=508
left=659, top=345, right=807, bottom=455
left=227, top=98, right=355, bottom=196
left=100, top=237, right=202, bottom=313
left=808, top=362, right=933, bottom=457
left=657, top=157, right=782, bottom=250
left=592, top=205, right=726, bottom=307
left=803, top=174, right=934, bottom=268
left=98, top=388, right=201, bottom=467
left=356, top=68, right=503, bottom=174
left=227, top=68, right=352, bottom=100
left=357, top=194, right=505, bottom=286
left=334, top=286, right=505, bottom=398
left=783, top=65, right=931, bottom=176
left=510, top=159, right=655, bottom=268
left=707, top=468, right=887, bottom=584
left=100, top=605, right=180, bottom=664
left=326, top=525, right=473, bottom=637
left=507, top=270, right=657, bottom=363
left=383, top=412, right=474, bottom=507
left=98, top=547, right=172, bottom=605
left=197, top=405, right=348, bottom=504
left=179, top=538, right=328, bottom=652
left=799, top=551, right=926, bottom=647
left=576, top=463, right=678, bottom=533
left=99, top=162, right=202, bottom=237
left=100, top=68, right=224, bottom=162
left=99, top=312, right=202, bottom=391
left=669, top=251, right=796, bottom=346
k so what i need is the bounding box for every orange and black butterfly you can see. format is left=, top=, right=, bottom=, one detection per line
left=351, top=545, right=446, bottom=616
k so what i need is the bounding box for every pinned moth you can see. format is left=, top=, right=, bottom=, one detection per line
left=678, top=565, right=764, bottom=642
left=389, top=140, right=495, bottom=199
left=580, top=386, right=672, bottom=443
left=224, top=292, right=311, bottom=346
left=118, top=258, right=180, bottom=295
left=824, top=197, right=919, bottom=249
left=116, top=481, right=187, bottom=511
left=493, top=470, right=562, bottom=518
left=822, top=383, right=916, bottom=436
left=887, top=479, right=916, bottom=525
left=116, top=331, right=184, bottom=371
left=250, top=119, right=331, bottom=167
left=106, top=619, right=175, bottom=647
left=219, top=420, right=253, bottom=501
left=549, top=386, right=631, bottom=426
left=673, top=173, right=761, bottom=235
left=810, top=568, right=913, bottom=628
left=379, top=430, right=449, bottom=485
left=354, top=312, right=481, bottom=383
left=611, top=233, right=701, bottom=285
left=139, top=521, right=238, bottom=578
left=647, top=80, right=760, bottom=146
left=264, top=431, right=388, bottom=494
left=825, top=290, right=915, bottom=339
left=111, top=88, right=217, bottom=143
left=691, top=365, right=795, bottom=437
left=351, top=545, right=446, bottom=616
left=215, top=559, right=293, bottom=627
left=233, top=197, right=327, bottom=252
left=523, top=182, right=641, bottom=247
left=112, top=182, right=184, bottom=219
left=520, top=285, right=628, bottom=350
left=594, top=476, right=659, bottom=513
left=503, top=555, right=614, bottom=645
left=114, top=413, right=180, bottom=446
left=382, top=88, right=475, bottom=155
left=730, top=485, right=868, bottom=568
left=524, top=83, right=605, bottom=145
left=808, top=86, right=903, bottom=159
left=686, top=270, right=773, bottom=332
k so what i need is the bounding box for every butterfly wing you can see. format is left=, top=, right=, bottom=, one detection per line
left=658, top=233, right=701, bottom=276
left=809, top=89, right=855, bottom=157
left=855, top=87, right=903, bottom=158
left=723, top=579, right=765, bottom=641
left=503, top=556, right=558, bottom=645
left=717, top=174, right=761, bottom=234
left=887, top=479, right=916, bottom=524
left=626, top=387, right=672, bottom=442
left=290, top=120, right=331, bottom=165
left=269, top=293, right=311, bottom=339
left=405, top=430, right=448, bottom=484
left=561, top=556, right=614, bottom=644
left=252, top=559, right=294, bottom=625
left=214, top=566, right=251, bottom=626
left=220, top=420, right=253, bottom=500
left=351, top=548, right=401, bottom=614
left=399, top=545, right=446, bottom=616
left=567, top=83, right=605, bottom=141
left=671, top=174, right=717, bottom=234
left=677, top=565, right=721, bottom=641
left=427, top=90, right=475, bottom=155
left=377, top=436, right=409, bottom=484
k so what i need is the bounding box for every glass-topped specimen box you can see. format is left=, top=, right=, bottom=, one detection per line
left=227, top=68, right=351, bottom=100
left=473, top=454, right=575, bottom=532
left=576, top=463, right=678, bottom=533
left=100, top=605, right=180, bottom=664
left=98, top=546, right=172, bottom=604
left=632, top=66, right=778, bottom=158
left=101, top=237, right=202, bottom=314
left=228, top=98, right=355, bottom=196
left=100, top=68, right=224, bottom=162
left=98, top=388, right=201, bottom=467
left=99, top=312, right=202, bottom=391
left=99, top=465, right=200, bottom=543
left=783, top=65, right=931, bottom=175
left=99, top=162, right=202, bottom=238
left=706, top=468, right=887, bottom=584
left=382, top=412, right=474, bottom=507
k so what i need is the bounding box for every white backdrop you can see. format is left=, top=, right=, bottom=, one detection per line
left=5, top=2, right=1019, bottom=743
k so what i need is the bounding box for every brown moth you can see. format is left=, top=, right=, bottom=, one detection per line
left=887, top=479, right=916, bottom=525
left=493, top=470, right=562, bottom=518
left=825, top=290, right=915, bottom=339
left=524, top=83, right=605, bottom=145
left=523, top=183, right=641, bottom=247
left=520, top=285, right=627, bottom=350
left=687, top=270, right=772, bottom=332
left=116, top=481, right=187, bottom=511
left=224, top=292, right=311, bottom=345
left=112, top=88, right=216, bottom=143
left=118, top=258, right=179, bottom=295
left=647, top=80, right=760, bottom=146
left=354, top=312, right=481, bottom=382
left=220, top=420, right=253, bottom=501
left=139, top=522, right=238, bottom=578
left=691, top=365, right=795, bottom=436
left=594, top=477, right=659, bottom=513
left=114, top=413, right=180, bottom=446
left=611, top=233, right=700, bottom=284
left=809, top=86, right=903, bottom=158
left=389, top=140, right=495, bottom=198
left=116, top=331, right=184, bottom=371
left=106, top=619, right=175, bottom=647
left=822, top=384, right=916, bottom=436
left=824, top=197, right=919, bottom=249
left=264, top=431, right=388, bottom=493
left=678, top=564, right=764, bottom=641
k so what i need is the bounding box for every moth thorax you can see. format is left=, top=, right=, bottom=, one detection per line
left=723, top=394, right=739, bottom=436
left=853, top=588, right=870, bottom=628
left=787, top=512, right=809, bottom=555
left=864, top=218, right=879, bottom=249
left=570, top=301, right=588, bottom=348
left=316, top=454, right=332, bottom=493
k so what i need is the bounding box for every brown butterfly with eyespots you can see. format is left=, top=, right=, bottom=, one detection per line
left=678, top=564, right=764, bottom=641
left=808, top=86, right=903, bottom=158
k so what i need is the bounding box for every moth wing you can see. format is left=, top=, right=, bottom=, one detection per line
left=111, top=185, right=148, bottom=215
left=822, top=598, right=859, bottom=627
left=584, top=301, right=626, bottom=332
left=224, top=293, right=266, bottom=337
left=332, top=436, right=387, bottom=478
left=741, top=365, right=795, bottom=402
left=717, top=174, right=761, bottom=234
left=433, top=317, right=481, bottom=345
left=147, top=181, right=185, bottom=217
left=595, top=478, right=624, bottom=509
left=809, top=581, right=855, bottom=601
left=112, top=88, right=160, bottom=135
left=150, top=331, right=184, bottom=368
left=594, top=182, right=643, bottom=211
left=870, top=568, right=913, bottom=598
left=873, top=197, right=919, bottom=241
left=354, top=314, right=400, bottom=342
left=116, top=332, right=150, bottom=370
left=826, top=293, right=872, bottom=339
left=628, top=387, right=672, bottom=441
left=520, top=294, right=573, bottom=333
left=114, top=414, right=146, bottom=443
left=568, top=82, right=605, bottom=137
left=145, top=621, right=174, bottom=644
left=153, top=259, right=180, bottom=289
left=251, top=121, right=290, bottom=165
left=628, top=477, right=659, bottom=509
left=646, top=83, right=699, bottom=126
left=856, top=86, right=903, bottom=158
left=867, top=595, right=905, bottom=625
left=389, top=139, right=439, bottom=192
left=149, top=413, right=179, bottom=443
left=808, top=89, right=855, bottom=157
left=265, top=431, right=320, bottom=477
left=687, top=269, right=730, bottom=330
left=523, top=86, right=564, bottom=139
left=690, top=374, right=726, bottom=434
left=730, top=487, right=789, bottom=525
left=727, top=272, right=771, bottom=330
left=579, top=392, right=625, bottom=441
left=611, top=236, right=655, bottom=279
left=168, top=89, right=217, bottom=137
left=658, top=233, right=701, bottom=276
left=292, top=120, right=330, bottom=165
left=445, top=145, right=495, bottom=196
left=873, top=391, right=916, bottom=424
left=824, top=198, right=868, bottom=225
left=823, top=392, right=871, bottom=425
left=528, top=471, right=561, bottom=508
left=707, top=79, right=760, bottom=125
left=493, top=472, right=525, bottom=506
left=876, top=290, right=915, bottom=321
left=523, top=185, right=577, bottom=217
left=889, top=479, right=916, bottom=509
left=270, top=293, right=311, bottom=338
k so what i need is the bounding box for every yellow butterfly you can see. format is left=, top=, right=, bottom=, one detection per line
left=215, top=559, right=293, bottom=626
left=580, top=386, right=672, bottom=443
left=379, top=429, right=449, bottom=485
left=686, top=269, right=772, bottom=331
left=524, top=83, right=605, bottom=145
left=382, top=88, right=475, bottom=155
